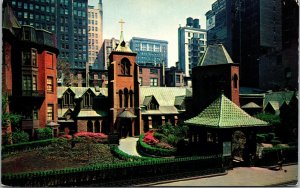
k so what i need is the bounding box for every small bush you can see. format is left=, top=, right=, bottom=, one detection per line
left=12, top=130, right=29, bottom=144
left=153, top=132, right=166, bottom=140
left=36, top=127, right=53, bottom=140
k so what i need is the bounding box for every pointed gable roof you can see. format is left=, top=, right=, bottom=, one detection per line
left=199, top=44, right=234, bottom=66
left=2, top=2, right=21, bottom=34
left=185, top=94, right=268, bottom=128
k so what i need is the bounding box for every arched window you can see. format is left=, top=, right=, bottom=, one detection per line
left=129, top=90, right=134, bottom=107
left=121, top=58, right=130, bottom=75
left=124, top=88, right=129, bottom=108
left=233, top=74, right=238, bottom=88
left=119, top=89, right=123, bottom=108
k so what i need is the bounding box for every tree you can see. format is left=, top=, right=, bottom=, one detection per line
left=1, top=94, right=22, bottom=127
left=57, top=59, right=72, bottom=86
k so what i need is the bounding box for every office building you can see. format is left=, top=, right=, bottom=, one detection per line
left=138, top=66, right=162, bottom=87
left=178, top=17, right=207, bottom=78
left=8, top=0, right=92, bottom=86
left=100, top=38, right=120, bottom=70
left=88, top=2, right=103, bottom=70
left=205, top=0, right=233, bottom=56
left=130, top=37, right=168, bottom=67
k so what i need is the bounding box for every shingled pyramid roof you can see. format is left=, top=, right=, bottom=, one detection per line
left=2, top=2, right=21, bottom=34
left=199, top=44, right=234, bottom=66
left=185, top=94, right=268, bottom=128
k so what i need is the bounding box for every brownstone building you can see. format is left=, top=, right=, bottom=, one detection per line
left=2, top=3, right=59, bottom=137
left=138, top=65, right=162, bottom=87
left=192, top=44, right=240, bottom=117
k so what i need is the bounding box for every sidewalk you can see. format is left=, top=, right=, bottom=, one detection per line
left=118, top=137, right=141, bottom=157
left=153, top=165, right=298, bottom=186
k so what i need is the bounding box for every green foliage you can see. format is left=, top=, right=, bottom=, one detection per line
left=270, top=139, right=281, bottom=146
left=1, top=94, right=22, bottom=127
left=110, top=145, right=152, bottom=162
left=254, top=113, right=280, bottom=125
left=2, top=132, right=12, bottom=145
left=2, top=152, right=223, bottom=187
left=36, top=127, right=53, bottom=140
left=155, top=123, right=189, bottom=147
left=12, top=130, right=29, bottom=144
left=2, top=139, right=57, bottom=155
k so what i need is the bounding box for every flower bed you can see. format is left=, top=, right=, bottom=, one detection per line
left=73, top=132, right=108, bottom=143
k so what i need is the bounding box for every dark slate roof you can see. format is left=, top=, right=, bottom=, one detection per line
left=2, top=3, right=21, bottom=34
left=185, top=94, right=268, bottom=128
left=199, top=44, right=234, bottom=66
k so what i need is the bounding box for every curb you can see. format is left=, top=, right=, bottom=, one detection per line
left=135, top=171, right=228, bottom=186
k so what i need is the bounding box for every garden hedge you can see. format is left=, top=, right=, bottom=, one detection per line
left=110, top=145, right=152, bottom=161
left=137, top=134, right=177, bottom=157
left=2, top=154, right=224, bottom=186
left=256, top=146, right=298, bottom=166
left=2, top=138, right=59, bottom=155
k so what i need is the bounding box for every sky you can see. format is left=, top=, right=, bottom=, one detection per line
left=89, top=0, right=216, bottom=67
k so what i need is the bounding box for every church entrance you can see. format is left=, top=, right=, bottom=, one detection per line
left=119, top=118, right=132, bottom=138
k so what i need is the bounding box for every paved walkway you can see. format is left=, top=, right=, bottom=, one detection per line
left=118, top=137, right=141, bottom=157
left=153, top=165, right=298, bottom=186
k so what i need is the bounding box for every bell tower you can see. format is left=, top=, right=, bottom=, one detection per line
left=108, top=20, right=141, bottom=137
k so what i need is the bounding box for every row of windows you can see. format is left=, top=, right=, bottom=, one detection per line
left=118, top=88, right=134, bottom=108
left=23, top=75, right=53, bottom=92
left=88, top=20, right=98, bottom=25
left=12, top=0, right=56, bottom=7
left=88, top=12, right=98, bottom=19
left=73, top=1, right=86, bottom=8
left=12, top=1, right=55, bottom=13
left=17, top=12, right=55, bottom=22
left=88, top=33, right=99, bottom=38
left=88, top=26, right=98, bottom=31
left=89, top=45, right=99, bottom=51
left=138, top=77, right=158, bottom=86
left=187, top=32, right=205, bottom=39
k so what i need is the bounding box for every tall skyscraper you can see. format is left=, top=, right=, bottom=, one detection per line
left=178, top=17, right=207, bottom=77
left=205, top=0, right=233, bottom=56
left=130, top=37, right=168, bottom=67
left=8, top=0, right=93, bottom=86
left=206, top=0, right=291, bottom=90
left=87, top=1, right=103, bottom=70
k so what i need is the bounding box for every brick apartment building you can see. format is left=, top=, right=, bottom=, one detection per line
left=2, top=3, right=59, bottom=137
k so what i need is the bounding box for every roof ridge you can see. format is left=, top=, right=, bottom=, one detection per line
left=217, top=94, right=223, bottom=127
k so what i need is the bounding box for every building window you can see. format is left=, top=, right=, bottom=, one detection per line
left=32, top=75, right=37, bottom=91
left=119, top=89, right=123, bottom=108
left=176, top=75, right=181, bottom=83
left=22, top=51, right=31, bottom=65
left=47, top=104, right=54, bottom=120
left=139, top=68, right=142, bottom=74
left=121, top=58, right=130, bottom=75
left=47, top=77, right=54, bottom=92
left=31, top=49, right=37, bottom=66
left=23, top=75, right=32, bottom=90
left=124, top=88, right=129, bottom=108
left=63, top=90, right=74, bottom=107
left=150, top=68, right=158, bottom=74
left=154, top=44, right=160, bottom=52
left=139, top=77, right=143, bottom=85
left=83, top=91, right=93, bottom=108
left=150, top=78, right=158, bottom=87
left=233, top=74, right=238, bottom=88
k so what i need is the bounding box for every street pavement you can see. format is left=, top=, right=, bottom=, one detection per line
left=152, top=165, right=298, bottom=186
left=118, top=137, right=141, bottom=157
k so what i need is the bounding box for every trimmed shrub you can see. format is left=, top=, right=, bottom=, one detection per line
left=36, top=127, right=53, bottom=140
left=12, top=130, right=29, bottom=144
left=138, top=134, right=176, bottom=157
left=2, top=139, right=58, bottom=154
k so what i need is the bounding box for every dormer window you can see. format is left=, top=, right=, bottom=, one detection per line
left=143, top=95, right=159, bottom=110
left=63, top=90, right=74, bottom=107
left=83, top=90, right=94, bottom=108
left=121, top=58, right=130, bottom=75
